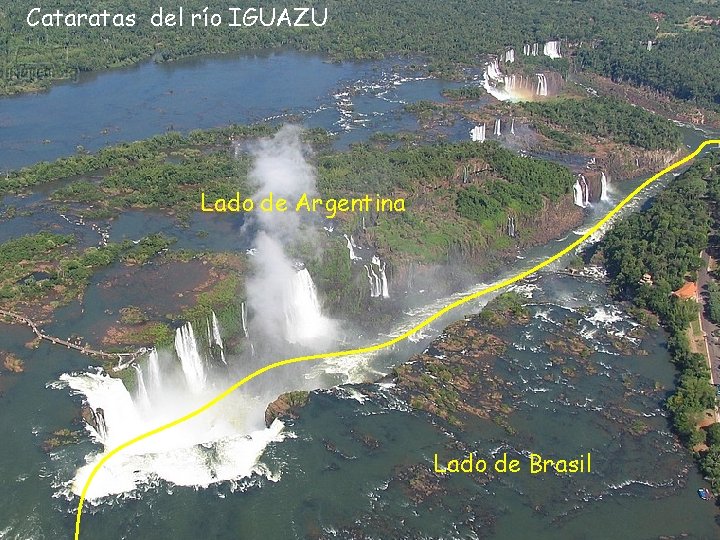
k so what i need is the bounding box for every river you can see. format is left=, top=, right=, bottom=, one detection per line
left=0, top=51, right=719, bottom=540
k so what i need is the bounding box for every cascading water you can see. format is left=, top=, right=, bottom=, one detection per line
left=146, top=348, right=162, bottom=395
left=523, top=43, right=531, bottom=55
left=174, top=322, right=207, bottom=392
left=494, top=118, right=501, bottom=136
left=510, top=118, right=515, bottom=135
left=647, top=40, right=652, bottom=51
left=365, top=265, right=381, bottom=298
left=470, top=124, right=486, bottom=142
left=210, top=311, right=226, bottom=365
left=283, top=267, right=328, bottom=344
left=241, top=301, right=249, bottom=338
left=133, top=364, right=151, bottom=410
left=486, top=58, right=502, bottom=81
left=573, top=175, right=590, bottom=208
left=507, top=215, right=516, bottom=238
left=504, top=48, right=515, bottom=63
left=532, top=43, right=539, bottom=56
left=372, top=255, right=390, bottom=299
left=600, top=172, right=610, bottom=202
left=536, top=74, right=548, bottom=97
left=543, top=40, right=561, bottom=59
left=344, top=234, right=361, bottom=261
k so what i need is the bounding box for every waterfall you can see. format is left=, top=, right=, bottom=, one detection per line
left=486, top=58, right=502, bottom=81
left=600, top=172, right=610, bottom=202
left=573, top=176, right=590, bottom=208
left=494, top=118, right=501, bottom=136
left=210, top=311, right=226, bottom=365
left=536, top=74, right=548, bottom=97
left=344, top=234, right=361, bottom=261
left=365, top=264, right=382, bottom=298
left=133, top=364, right=151, bottom=410
left=504, top=48, right=515, bottom=63
left=174, top=322, right=207, bottom=392
left=470, top=124, right=486, bottom=142
left=362, top=215, right=366, bottom=231
left=510, top=118, right=515, bottom=135
left=647, top=40, right=652, bottom=51
left=240, top=301, right=249, bottom=338
left=283, top=268, right=327, bottom=344
left=94, top=408, right=108, bottom=442
left=146, top=348, right=162, bottom=395
left=372, top=255, right=390, bottom=299
left=543, top=40, right=561, bottom=59
left=507, top=216, right=516, bottom=238
left=532, top=43, right=539, bottom=56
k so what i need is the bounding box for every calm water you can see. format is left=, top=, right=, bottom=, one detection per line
left=1, top=52, right=719, bottom=540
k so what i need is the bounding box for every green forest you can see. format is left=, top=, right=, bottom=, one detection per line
left=2, top=1, right=719, bottom=109
left=521, top=96, right=683, bottom=150
left=601, top=152, right=720, bottom=488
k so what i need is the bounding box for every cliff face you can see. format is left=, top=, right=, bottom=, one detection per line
left=603, top=147, right=684, bottom=183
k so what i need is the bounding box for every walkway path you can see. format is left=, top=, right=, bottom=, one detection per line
left=0, top=309, right=147, bottom=362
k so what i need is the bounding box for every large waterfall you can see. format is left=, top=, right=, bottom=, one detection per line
left=600, top=172, right=610, bottom=202
left=543, top=40, right=561, bottom=59
left=494, top=118, right=501, bottom=136
left=470, top=124, right=486, bottom=142
left=174, top=322, right=207, bottom=392
left=573, top=175, right=590, bottom=208
left=283, top=267, right=328, bottom=344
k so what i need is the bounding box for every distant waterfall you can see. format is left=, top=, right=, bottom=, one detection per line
left=494, top=118, right=501, bottom=136
left=372, top=255, right=390, bottom=298
left=284, top=268, right=327, bottom=344
left=600, top=172, right=610, bottom=202
left=344, top=234, right=361, bottom=261
left=536, top=74, right=548, bottom=97
left=210, top=311, right=226, bottom=365
left=647, top=40, right=652, bottom=51
left=532, top=43, right=539, bottom=56
left=543, top=40, right=561, bottom=59
left=362, top=216, right=366, bottom=230
left=523, top=43, right=531, bottom=55
left=470, top=124, right=486, bottom=142
left=573, top=175, right=590, bottom=208
left=507, top=216, right=516, bottom=238
left=240, top=301, right=249, bottom=338
left=133, top=364, right=151, bottom=409
left=365, top=265, right=382, bottom=298
left=486, top=58, right=502, bottom=81
left=146, top=348, right=162, bottom=394
left=174, top=322, right=207, bottom=392
left=504, top=48, right=515, bottom=63
left=510, top=118, right=515, bottom=135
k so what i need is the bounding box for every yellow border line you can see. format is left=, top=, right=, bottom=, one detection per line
left=73, top=139, right=720, bottom=539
